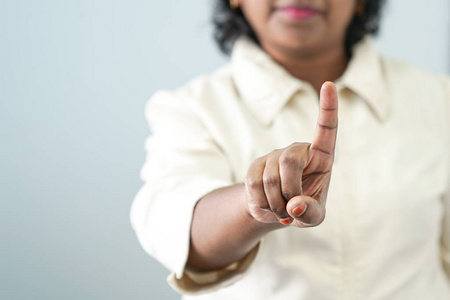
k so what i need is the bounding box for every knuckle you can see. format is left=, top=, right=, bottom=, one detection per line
left=279, top=146, right=308, bottom=168
left=279, top=151, right=296, bottom=166
left=289, top=142, right=309, bottom=149
left=271, top=207, right=286, bottom=217
left=245, top=176, right=262, bottom=190
left=263, top=176, right=279, bottom=187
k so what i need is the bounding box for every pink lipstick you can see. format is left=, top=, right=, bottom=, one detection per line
left=278, top=5, right=320, bottom=20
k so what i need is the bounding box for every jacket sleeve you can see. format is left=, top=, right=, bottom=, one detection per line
left=130, top=90, right=262, bottom=295
left=441, top=76, right=450, bottom=281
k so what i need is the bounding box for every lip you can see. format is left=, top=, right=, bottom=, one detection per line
left=277, top=5, right=321, bottom=20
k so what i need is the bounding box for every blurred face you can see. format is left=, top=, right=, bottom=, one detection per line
left=238, top=0, right=360, bottom=57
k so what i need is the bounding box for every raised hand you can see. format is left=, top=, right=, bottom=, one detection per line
left=243, top=81, right=338, bottom=227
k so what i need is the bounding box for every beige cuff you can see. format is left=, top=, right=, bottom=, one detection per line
left=442, top=243, right=450, bottom=280
left=167, top=239, right=263, bottom=295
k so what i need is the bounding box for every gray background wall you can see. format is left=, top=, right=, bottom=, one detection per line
left=1, top=1, right=449, bottom=300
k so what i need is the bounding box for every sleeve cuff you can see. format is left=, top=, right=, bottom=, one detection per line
left=442, top=243, right=450, bottom=279
left=167, top=238, right=264, bottom=295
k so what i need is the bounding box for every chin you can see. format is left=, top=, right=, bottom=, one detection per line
left=274, top=23, right=325, bottom=47
left=276, top=34, right=323, bottom=55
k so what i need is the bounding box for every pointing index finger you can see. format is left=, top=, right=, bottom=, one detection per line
left=311, top=81, right=338, bottom=156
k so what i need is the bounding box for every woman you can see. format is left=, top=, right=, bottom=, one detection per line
left=131, top=0, right=450, bottom=299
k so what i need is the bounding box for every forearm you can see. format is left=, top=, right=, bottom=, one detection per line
left=187, top=183, right=283, bottom=272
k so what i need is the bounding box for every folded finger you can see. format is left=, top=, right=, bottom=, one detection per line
left=278, top=143, right=310, bottom=201
left=245, top=157, right=272, bottom=212
left=263, top=153, right=293, bottom=225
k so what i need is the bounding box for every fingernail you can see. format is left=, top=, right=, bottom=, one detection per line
left=293, top=203, right=308, bottom=217
left=279, top=217, right=293, bottom=225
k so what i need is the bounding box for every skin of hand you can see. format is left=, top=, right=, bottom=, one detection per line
left=243, top=81, right=338, bottom=227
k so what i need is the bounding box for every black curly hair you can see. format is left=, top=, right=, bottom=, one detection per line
left=212, top=0, right=387, bottom=56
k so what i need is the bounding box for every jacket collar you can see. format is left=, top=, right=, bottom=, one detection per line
left=231, top=36, right=389, bottom=125
left=336, top=36, right=389, bottom=121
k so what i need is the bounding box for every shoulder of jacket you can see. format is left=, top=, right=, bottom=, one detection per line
left=380, top=56, right=450, bottom=118
left=149, top=64, right=233, bottom=106
left=379, top=55, right=447, bottom=87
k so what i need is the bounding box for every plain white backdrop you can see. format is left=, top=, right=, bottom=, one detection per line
left=0, top=1, right=448, bottom=299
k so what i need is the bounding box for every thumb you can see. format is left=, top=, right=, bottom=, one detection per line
left=286, top=195, right=326, bottom=227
